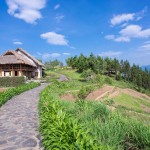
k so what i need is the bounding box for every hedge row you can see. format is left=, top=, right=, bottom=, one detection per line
left=0, top=82, right=40, bottom=107
left=0, top=76, right=25, bottom=87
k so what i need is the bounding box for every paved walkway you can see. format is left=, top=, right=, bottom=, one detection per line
left=0, top=83, right=49, bottom=150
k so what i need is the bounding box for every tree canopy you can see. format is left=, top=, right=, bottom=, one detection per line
left=66, top=54, right=150, bottom=90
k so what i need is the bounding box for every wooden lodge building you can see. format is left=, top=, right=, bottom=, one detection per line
left=0, top=48, right=44, bottom=79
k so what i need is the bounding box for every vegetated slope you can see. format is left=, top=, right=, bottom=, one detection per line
left=85, top=85, right=150, bottom=113
left=39, top=79, right=150, bottom=150
left=86, top=85, right=150, bottom=101
left=55, top=69, right=150, bottom=122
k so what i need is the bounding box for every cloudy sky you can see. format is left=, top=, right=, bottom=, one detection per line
left=0, top=0, right=150, bottom=65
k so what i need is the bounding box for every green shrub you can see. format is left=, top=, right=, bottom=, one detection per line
left=81, top=69, right=96, bottom=81
left=94, top=74, right=104, bottom=86
left=78, top=86, right=94, bottom=99
left=104, top=76, right=113, bottom=85
left=0, top=82, right=40, bottom=107
left=0, top=76, right=25, bottom=87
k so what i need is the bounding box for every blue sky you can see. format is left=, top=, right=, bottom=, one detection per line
left=0, top=0, right=150, bottom=65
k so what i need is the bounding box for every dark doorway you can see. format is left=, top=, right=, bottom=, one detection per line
left=15, top=71, right=18, bottom=76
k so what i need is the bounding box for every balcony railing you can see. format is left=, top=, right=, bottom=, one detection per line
left=0, top=64, right=36, bottom=71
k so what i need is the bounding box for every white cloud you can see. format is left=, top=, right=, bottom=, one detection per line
left=105, top=35, right=115, bottom=40
left=99, top=51, right=122, bottom=57
left=40, top=32, right=68, bottom=46
left=105, top=35, right=130, bottom=42
left=111, top=13, right=135, bottom=26
left=135, top=6, right=148, bottom=21
left=139, top=43, right=150, bottom=51
left=114, top=36, right=130, bottom=42
left=110, top=7, right=147, bottom=26
left=69, top=46, right=76, bottom=49
left=41, top=53, right=61, bottom=59
left=6, top=0, right=46, bottom=24
left=120, top=23, right=128, bottom=28
left=54, top=4, right=60, bottom=10
left=120, top=25, right=150, bottom=38
left=49, top=53, right=61, bottom=58
left=13, top=41, right=23, bottom=45
left=55, top=15, right=64, bottom=22
left=63, top=53, right=70, bottom=55
left=105, top=25, right=150, bottom=42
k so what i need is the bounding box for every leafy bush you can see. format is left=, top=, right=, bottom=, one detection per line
left=81, top=69, right=96, bottom=81
left=0, top=76, right=25, bottom=87
left=78, top=86, right=94, bottom=99
left=104, top=76, right=113, bottom=85
left=94, top=74, right=104, bottom=86
left=105, top=98, right=115, bottom=105
left=0, top=82, right=40, bottom=107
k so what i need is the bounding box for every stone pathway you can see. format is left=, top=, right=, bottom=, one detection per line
left=0, top=83, right=49, bottom=150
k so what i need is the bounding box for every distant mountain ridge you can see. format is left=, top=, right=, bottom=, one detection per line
left=141, top=65, right=150, bottom=71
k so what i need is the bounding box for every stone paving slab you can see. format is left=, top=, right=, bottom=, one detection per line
left=0, top=83, right=49, bottom=150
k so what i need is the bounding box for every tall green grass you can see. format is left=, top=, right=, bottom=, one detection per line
left=39, top=84, right=105, bottom=149
left=0, top=82, right=40, bottom=107
left=39, top=81, right=150, bottom=150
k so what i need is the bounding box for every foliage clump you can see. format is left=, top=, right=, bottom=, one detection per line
left=78, top=85, right=94, bottom=99
left=0, top=76, right=25, bottom=87
left=104, top=76, right=113, bottom=85
left=81, top=69, right=96, bottom=81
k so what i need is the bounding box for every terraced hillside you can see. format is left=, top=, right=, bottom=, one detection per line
left=39, top=70, right=150, bottom=149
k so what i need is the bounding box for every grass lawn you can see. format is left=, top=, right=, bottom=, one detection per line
left=46, top=70, right=60, bottom=79
left=54, top=69, right=82, bottom=80
left=114, top=93, right=143, bottom=112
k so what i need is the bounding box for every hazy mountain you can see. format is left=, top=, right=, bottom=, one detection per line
left=141, top=65, right=150, bottom=71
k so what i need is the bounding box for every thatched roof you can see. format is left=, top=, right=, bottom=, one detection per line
left=16, top=48, right=44, bottom=66
left=0, top=48, right=44, bottom=67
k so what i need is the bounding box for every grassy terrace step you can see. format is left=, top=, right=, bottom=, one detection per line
left=0, top=82, right=40, bottom=107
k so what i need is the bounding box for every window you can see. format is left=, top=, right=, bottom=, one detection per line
left=4, top=71, right=11, bottom=76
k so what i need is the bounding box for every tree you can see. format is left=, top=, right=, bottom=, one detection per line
left=45, top=59, right=61, bottom=70
left=65, top=54, right=150, bottom=90
left=88, top=53, right=98, bottom=73
left=77, top=54, right=88, bottom=72
left=66, top=56, right=78, bottom=69
left=113, top=58, right=120, bottom=80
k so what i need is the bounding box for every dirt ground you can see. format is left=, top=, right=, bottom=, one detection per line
left=60, top=86, right=150, bottom=102
left=86, top=86, right=114, bottom=101
left=85, top=86, right=150, bottom=101
left=60, top=93, right=76, bottom=102
left=60, top=85, right=150, bottom=113
left=86, top=86, right=150, bottom=113
left=0, top=88, right=8, bottom=92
